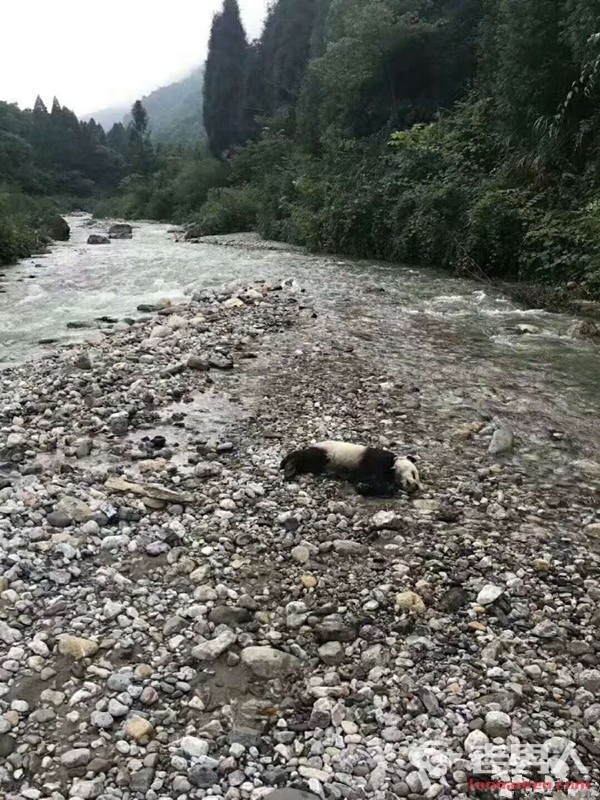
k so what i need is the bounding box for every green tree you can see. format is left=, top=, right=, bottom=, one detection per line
left=203, top=0, right=249, bottom=156
left=128, top=99, right=154, bottom=175
left=258, top=0, right=318, bottom=116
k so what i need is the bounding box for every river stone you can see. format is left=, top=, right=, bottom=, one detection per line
left=0, top=734, right=15, bottom=757
left=108, top=223, right=133, bottom=239
left=396, top=590, right=426, bottom=613
left=187, top=355, right=210, bottom=371
left=189, top=765, right=219, bottom=788
left=125, top=716, right=154, bottom=743
left=73, top=351, right=92, bottom=370
left=314, top=614, right=357, bottom=643
left=291, top=545, right=310, bottom=564
left=87, top=234, right=110, bottom=245
left=108, top=411, right=129, bottom=435
left=485, top=710, right=511, bottom=738
left=241, top=646, right=301, bottom=679
left=489, top=428, right=514, bottom=455
left=130, top=768, right=154, bottom=792
left=464, top=729, right=490, bottom=754
left=265, top=791, right=321, bottom=800
left=58, top=635, right=98, bottom=660
left=371, top=510, right=401, bottom=530
left=476, top=584, right=504, bottom=605
left=318, top=641, right=344, bottom=665
left=68, top=778, right=104, bottom=798
left=191, top=629, right=237, bottom=661
left=180, top=736, right=209, bottom=758
left=46, top=510, right=71, bottom=528
left=532, top=619, right=559, bottom=638
left=56, top=496, right=94, bottom=523
left=578, top=669, right=600, bottom=693
left=333, top=539, right=367, bottom=556
left=61, top=748, right=92, bottom=768
left=45, top=214, right=70, bottom=241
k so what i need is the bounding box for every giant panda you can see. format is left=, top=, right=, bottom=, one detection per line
left=281, top=440, right=422, bottom=496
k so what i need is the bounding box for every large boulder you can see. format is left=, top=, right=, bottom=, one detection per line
left=108, top=223, right=133, bottom=240
left=87, top=235, right=110, bottom=245
left=44, top=215, right=70, bottom=241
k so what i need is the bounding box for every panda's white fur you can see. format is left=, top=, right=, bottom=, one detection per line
left=317, top=441, right=367, bottom=468
left=393, top=456, right=422, bottom=492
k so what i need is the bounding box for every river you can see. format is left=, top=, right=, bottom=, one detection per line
left=1, top=214, right=599, bottom=431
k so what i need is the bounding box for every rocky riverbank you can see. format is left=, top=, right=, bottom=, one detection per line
left=1, top=277, right=600, bottom=800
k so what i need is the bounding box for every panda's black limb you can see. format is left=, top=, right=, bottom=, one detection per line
left=354, top=479, right=396, bottom=497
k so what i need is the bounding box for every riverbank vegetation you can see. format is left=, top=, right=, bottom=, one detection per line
left=3, top=0, right=600, bottom=298
left=190, top=0, right=600, bottom=297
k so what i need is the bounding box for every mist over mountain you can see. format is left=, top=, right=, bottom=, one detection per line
left=87, top=66, right=205, bottom=145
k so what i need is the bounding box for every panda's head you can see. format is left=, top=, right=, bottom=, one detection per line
left=393, top=455, right=422, bottom=493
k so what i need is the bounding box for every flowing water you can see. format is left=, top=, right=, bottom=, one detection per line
left=1, top=214, right=599, bottom=428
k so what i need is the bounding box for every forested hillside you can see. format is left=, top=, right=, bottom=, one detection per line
left=88, top=67, right=206, bottom=146
left=0, top=95, right=171, bottom=264
left=193, top=0, right=600, bottom=298
left=0, top=96, right=128, bottom=264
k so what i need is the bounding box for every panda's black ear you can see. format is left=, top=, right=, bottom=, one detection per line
left=406, top=455, right=418, bottom=464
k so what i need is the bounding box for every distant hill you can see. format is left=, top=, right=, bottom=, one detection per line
left=87, top=66, right=205, bottom=145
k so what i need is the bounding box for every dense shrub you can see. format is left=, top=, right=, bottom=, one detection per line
left=194, top=186, right=259, bottom=235
left=0, top=215, right=36, bottom=265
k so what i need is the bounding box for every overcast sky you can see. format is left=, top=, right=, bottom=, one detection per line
left=0, top=0, right=270, bottom=116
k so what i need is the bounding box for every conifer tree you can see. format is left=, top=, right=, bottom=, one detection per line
left=203, top=0, right=249, bottom=156
left=128, top=100, right=154, bottom=175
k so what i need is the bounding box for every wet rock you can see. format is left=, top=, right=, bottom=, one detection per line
left=332, top=539, right=367, bottom=556
left=108, top=223, right=133, bottom=239
left=45, top=214, right=70, bottom=241
left=87, top=234, right=110, bottom=245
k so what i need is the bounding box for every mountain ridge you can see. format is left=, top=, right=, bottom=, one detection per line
left=86, top=66, right=205, bottom=144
